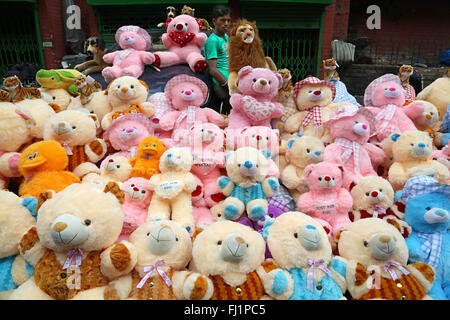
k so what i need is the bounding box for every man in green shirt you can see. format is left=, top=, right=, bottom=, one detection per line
left=204, top=5, right=232, bottom=114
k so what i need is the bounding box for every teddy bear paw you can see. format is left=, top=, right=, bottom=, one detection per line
left=193, top=60, right=208, bottom=73
left=224, top=204, right=239, bottom=220
left=153, top=54, right=161, bottom=68
left=249, top=206, right=266, bottom=221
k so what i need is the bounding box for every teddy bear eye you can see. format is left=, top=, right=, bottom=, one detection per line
left=52, top=96, right=56, bottom=100
left=238, top=163, right=241, bottom=167
left=116, top=165, right=120, bottom=168
left=253, top=79, right=257, bottom=82
left=118, top=85, right=121, bottom=88
left=217, top=240, right=222, bottom=245
left=432, top=157, right=437, bottom=160
left=365, top=192, right=370, bottom=196
left=84, top=219, right=91, bottom=226
left=145, top=144, right=149, bottom=147
left=217, top=213, right=222, bottom=217
left=355, top=121, right=359, bottom=124
left=379, top=189, right=382, bottom=192
left=269, top=213, right=273, bottom=217
left=308, top=90, right=312, bottom=93
left=294, top=233, right=298, bottom=238
left=306, top=149, right=310, bottom=153
left=147, top=232, right=150, bottom=236
left=72, top=126, right=76, bottom=129
left=426, top=207, right=431, bottom=210
left=153, top=143, right=156, bottom=147
left=410, top=144, right=414, bottom=146
left=363, top=240, right=369, bottom=247
left=130, top=85, right=134, bottom=89
left=266, top=137, right=269, bottom=140
left=131, top=184, right=135, bottom=187
left=176, top=237, right=178, bottom=242
left=318, top=177, right=322, bottom=181
left=141, top=190, right=146, bottom=194
left=269, top=81, right=271, bottom=84
left=185, top=23, right=188, bottom=26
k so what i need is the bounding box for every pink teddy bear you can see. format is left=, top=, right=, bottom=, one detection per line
left=431, top=144, right=450, bottom=170
left=364, top=74, right=417, bottom=142
left=103, top=113, right=155, bottom=158
left=323, top=104, right=386, bottom=189
left=102, top=25, right=155, bottom=83
left=226, top=126, right=280, bottom=178
left=153, top=15, right=208, bottom=73
left=118, top=177, right=153, bottom=241
left=157, top=74, right=224, bottom=146
left=297, top=161, right=353, bottom=237
left=188, top=123, right=226, bottom=207
left=191, top=174, right=216, bottom=229
left=228, top=66, right=284, bottom=129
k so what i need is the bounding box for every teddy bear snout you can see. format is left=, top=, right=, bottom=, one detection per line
left=128, top=186, right=143, bottom=200
left=53, top=121, right=73, bottom=136
left=353, top=122, right=369, bottom=136
left=240, top=160, right=257, bottom=176
left=121, top=35, right=135, bottom=45
left=122, top=127, right=138, bottom=140
left=147, top=225, right=176, bottom=255
left=384, top=87, right=399, bottom=98
left=412, top=143, right=431, bottom=157
left=221, top=234, right=247, bottom=262
left=181, top=90, right=196, bottom=101
left=370, top=234, right=396, bottom=260
left=106, top=159, right=117, bottom=171
left=424, top=208, right=449, bottom=224
left=299, top=225, right=323, bottom=251
left=319, top=176, right=335, bottom=188
left=253, top=78, right=270, bottom=93
left=175, top=23, right=187, bottom=33
left=308, top=90, right=323, bottom=101
left=50, top=214, right=89, bottom=247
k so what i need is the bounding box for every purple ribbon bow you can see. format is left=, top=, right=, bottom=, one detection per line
left=62, top=143, right=73, bottom=156
left=62, top=248, right=83, bottom=270
left=307, top=258, right=332, bottom=292
left=136, top=259, right=173, bottom=289
left=383, top=261, right=410, bottom=281
left=372, top=205, right=386, bottom=218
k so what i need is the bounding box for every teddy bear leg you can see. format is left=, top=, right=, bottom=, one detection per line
left=147, top=196, right=171, bottom=221
left=222, top=197, right=245, bottom=220
left=153, top=51, right=183, bottom=68
left=8, top=278, right=54, bottom=300
left=246, top=199, right=268, bottom=221
left=186, top=52, right=208, bottom=73
left=121, top=65, right=144, bottom=79
left=102, top=67, right=117, bottom=83
left=171, top=192, right=195, bottom=232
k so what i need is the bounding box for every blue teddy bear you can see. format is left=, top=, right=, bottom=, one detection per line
left=218, top=147, right=279, bottom=222
left=396, top=175, right=450, bottom=300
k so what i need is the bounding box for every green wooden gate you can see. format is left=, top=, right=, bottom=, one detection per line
left=241, top=0, right=331, bottom=83
left=0, top=0, right=45, bottom=80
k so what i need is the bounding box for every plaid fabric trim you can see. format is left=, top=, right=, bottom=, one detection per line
left=164, top=74, right=208, bottom=101
left=293, top=76, right=336, bottom=102
left=273, top=91, right=297, bottom=122
left=417, top=232, right=443, bottom=269
left=301, top=105, right=322, bottom=129
left=364, top=74, right=401, bottom=106
left=335, top=138, right=361, bottom=174
left=403, top=84, right=416, bottom=101
left=400, top=175, right=450, bottom=203
left=268, top=185, right=295, bottom=211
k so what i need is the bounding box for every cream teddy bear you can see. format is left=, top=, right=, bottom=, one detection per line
left=257, top=212, right=347, bottom=300
left=336, top=218, right=436, bottom=300
left=101, top=76, right=155, bottom=130
left=43, top=109, right=108, bottom=178
left=280, top=135, right=325, bottom=203
left=388, top=130, right=450, bottom=189
left=0, top=191, right=37, bottom=299
left=9, top=182, right=137, bottom=300
left=103, top=220, right=193, bottom=300
left=82, top=155, right=132, bottom=189
left=147, top=147, right=197, bottom=233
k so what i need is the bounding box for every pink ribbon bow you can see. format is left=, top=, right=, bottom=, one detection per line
left=62, top=143, right=73, bottom=156
left=372, top=205, right=386, bottom=218
left=307, top=258, right=331, bottom=292
left=175, top=106, right=196, bottom=128
left=300, top=106, right=322, bottom=134
left=374, top=104, right=397, bottom=139
left=62, top=248, right=83, bottom=270
left=335, top=138, right=361, bottom=175
left=136, top=259, right=173, bottom=289
left=383, top=261, right=410, bottom=281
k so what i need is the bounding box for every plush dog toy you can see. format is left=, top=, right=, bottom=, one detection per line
left=75, top=37, right=111, bottom=75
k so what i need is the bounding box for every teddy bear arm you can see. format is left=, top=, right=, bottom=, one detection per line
left=284, top=112, right=303, bottom=133
left=280, top=165, right=302, bottom=189
left=195, top=33, right=208, bottom=48
left=205, top=108, right=225, bottom=126
left=229, top=93, right=243, bottom=110
left=101, top=112, right=114, bottom=131
left=406, top=262, right=435, bottom=293
left=11, top=255, right=34, bottom=287
left=297, top=193, right=315, bottom=213
left=217, top=176, right=234, bottom=196
left=18, top=226, right=47, bottom=267
left=364, top=143, right=386, bottom=167
left=0, top=152, right=21, bottom=177
left=161, top=33, right=171, bottom=48
left=129, top=157, right=137, bottom=167
left=100, top=240, right=138, bottom=280
left=256, top=262, right=293, bottom=300
left=148, top=174, right=162, bottom=191
left=159, top=111, right=180, bottom=131
left=273, top=102, right=285, bottom=118
left=139, top=101, right=156, bottom=119
left=434, top=161, right=450, bottom=181
left=174, top=271, right=214, bottom=300
left=405, top=234, right=426, bottom=261
left=183, top=173, right=198, bottom=193
left=141, top=52, right=156, bottom=65
left=103, top=52, right=118, bottom=64
left=388, top=162, right=408, bottom=186
left=85, top=139, right=108, bottom=163
left=336, top=188, right=353, bottom=211
left=329, top=257, right=348, bottom=294
left=262, top=177, right=279, bottom=197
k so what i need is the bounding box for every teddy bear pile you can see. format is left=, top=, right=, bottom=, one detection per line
left=1, top=17, right=450, bottom=301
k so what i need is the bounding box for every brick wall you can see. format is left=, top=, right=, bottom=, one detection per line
left=347, top=0, right=450, bottom=66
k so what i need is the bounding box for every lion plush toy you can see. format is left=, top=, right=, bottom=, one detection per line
left=227, top=19, right=277, bottom=95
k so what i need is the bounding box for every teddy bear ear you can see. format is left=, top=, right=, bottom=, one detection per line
left=238, top=66, right=254, bottom=78
left=260, top=149, right=271, bottom=159
left=139, top=80, right=150, bottom=92
left=287, top=139, right=295, bottom=149
left=192, top=227, right=204, bottom=242
left=391, top=133, right=401, bottom=142
left=304, top=164, right=315, bottom=177
left=89, top=113, right=100, bottom=129
left=275, top=73, right=283, bottom=90
left=104, top=81, right=113, bottom=95
left=385, top=217, right=403, bottom=234
left=104, top=181, right=125, bottom=204
left=334, top=228, right=346, bottom=242
left=20, top=197, right=38, bottom=218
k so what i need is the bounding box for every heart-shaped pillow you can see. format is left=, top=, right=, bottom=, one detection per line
left=241, top=96, right=276, bottom=122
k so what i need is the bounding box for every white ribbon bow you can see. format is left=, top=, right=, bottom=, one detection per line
left=136, top=259, right=173, bottom=289
left=62, top=248, right=83, bottom=270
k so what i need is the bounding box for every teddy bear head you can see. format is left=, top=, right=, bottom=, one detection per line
left=40, top=88, right=78, bottom=111
left=304, top=161, right=344, bottom=192
left=104, top=114, right=154, bottom=152
left=164, top=75, right=208, bottom=111
left=364, top=74, right=405, bottom=108
left=225, top=147, right=270, bottom=185
left=18, top=98, right=58, bottom=140
left=264, top=212, right=331, bottom=269
left=398, top=176, right=450, bottom=234
left=115, top=25, right=152, bottom=51
left=100, top=155, right=132, bottom=182
left=189, top=123, right=224, bottom=153
left=0, top=102, right=32, bottom=152
left=166, top=14, right=202, bottom=40
left=431, top=144, right=450, bottom=169
left=293, top=76, right=336, bottom=111
left=351, top=176, right=395, bottom=211
left=18, top=140, right=69, bottom=177
left=43, top=109, right=99, bottom=147
left=377, top=134, right=396, bottom=173
left=191, top=220, right=265, bottom=277
left=337, top=218, right=408, bottom=267
left=285, top=135, right=324, bottom=168
left=159, top=147, right=193, bottom=173
left=36, top=183, right=124, bottom=253
left=403, top=100, right=440, bottom=131
left=122, top=177, right=152, bottom=209
left=324, top=104, right=376, bottom=144
left=107, top=76, right=149, bottom=110
left=130, top=220, right=192, bottom=270
left=237, top=66, right=282, bottom=99
left=0, top=191, right=37, bottom=258
left=230, top=126, right=280, bottom=156
left=391, top=130, right=433, bottom=162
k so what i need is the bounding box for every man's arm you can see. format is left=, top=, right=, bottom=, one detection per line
left=207, top=58, right=227, bottom=86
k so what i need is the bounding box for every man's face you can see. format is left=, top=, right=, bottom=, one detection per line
left=213, top=14, right=231, bottom=34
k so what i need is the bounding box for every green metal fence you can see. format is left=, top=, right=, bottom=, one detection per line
left=0, top=1, right=44, bottom=80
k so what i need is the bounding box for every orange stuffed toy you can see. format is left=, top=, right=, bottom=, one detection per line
left=129, top=136, right=165, bottom=179
left=17, top=140, right=80, bottom=198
